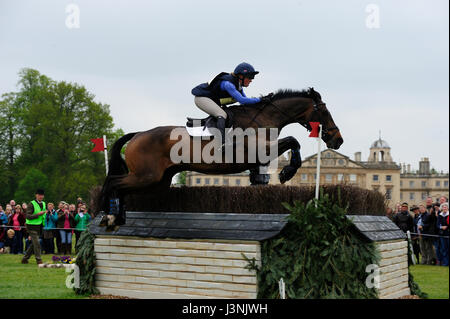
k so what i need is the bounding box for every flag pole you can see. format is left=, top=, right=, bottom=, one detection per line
left=315, top=125, right=323, bottom=202
left=103, top=135, right=109, bottom=176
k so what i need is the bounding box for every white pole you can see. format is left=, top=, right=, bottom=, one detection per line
left=315, top=125, right=323, bottom=201
left=103, top=135, right=109, bottom=176
left=406, top=231, right=417, bottom=265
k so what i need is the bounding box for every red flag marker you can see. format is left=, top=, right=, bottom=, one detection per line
left=309, top=122, right=320, bottom=137
left=90, top=138, right=104, bottom=152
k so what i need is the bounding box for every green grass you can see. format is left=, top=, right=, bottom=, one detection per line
left=409, top=265, right=449, bottom=299
left=0, top=252, right=87, bottom=299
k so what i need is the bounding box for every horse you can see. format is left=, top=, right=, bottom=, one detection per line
left=99, top=88, right=343, bottom=228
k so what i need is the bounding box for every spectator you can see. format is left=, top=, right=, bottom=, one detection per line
left=417, top=204, right=434, bottom=265
left=9, top=200, right=16, bottom=213
left=21, top=203, right=28, bottom=212
left=393, top=202, right=414, bottom=233
left=437, top=202, right=449, bottom=266
left=55, top=201, right=65, bottom=254
left=22, top=189, right=47, bottom=265
left=410, top=205, right=421, bottom=264
left=57, top=203, right=75, bottom=255
left=431, top=202, right=442, bottom=265
left=386, top=207, right=394, bottom=220
left=74, top=203, right=91, bottom=252
left=5, top=205, right=13, bottom=218
left=0, top=205, right=8, bottom=225
left=69, top=204, right=77, bottom=217
left=394, top=202, right=401, bottom=214
left=1, top=229, right=15, bottom=254
left=8, top=205, right=26, bottom=254
left=440, top=196, right=448, bottom=205
left=42, top=202, right=58, bottom=254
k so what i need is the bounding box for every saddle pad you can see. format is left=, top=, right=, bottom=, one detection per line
left=186, top=126, right=215, bottom=137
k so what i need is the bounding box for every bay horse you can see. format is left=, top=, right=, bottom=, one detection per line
left=99, top=88, right=343, bottom=228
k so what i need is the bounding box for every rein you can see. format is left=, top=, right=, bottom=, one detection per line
left=249, top=99, right=340, bottom=141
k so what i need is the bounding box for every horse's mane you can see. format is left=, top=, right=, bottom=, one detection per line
left=271, top=88, right=321, bottom=103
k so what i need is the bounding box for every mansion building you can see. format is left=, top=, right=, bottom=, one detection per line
left=185, top=138, right=449, bottom=208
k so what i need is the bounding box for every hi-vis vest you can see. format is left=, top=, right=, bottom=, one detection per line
left=26, top=200, right=46, bottom=226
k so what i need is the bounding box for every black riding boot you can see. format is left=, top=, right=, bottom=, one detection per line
left=216, top=116, right=226, bottom=146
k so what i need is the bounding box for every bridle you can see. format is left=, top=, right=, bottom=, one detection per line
left=249, top=99, right=340, bottom=143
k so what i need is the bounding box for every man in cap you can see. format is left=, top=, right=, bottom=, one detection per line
left=393, top=202, right=414, bottom=233
left=21, top=189, right=46, bottom=264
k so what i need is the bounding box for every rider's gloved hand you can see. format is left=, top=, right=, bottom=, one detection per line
left=260, top=93, right=274, bottom=104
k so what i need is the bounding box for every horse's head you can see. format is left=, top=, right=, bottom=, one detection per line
left=303, top=88, right=343, bottom=150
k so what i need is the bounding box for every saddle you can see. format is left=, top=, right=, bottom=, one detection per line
left=186, top=108, right=234, bottom=130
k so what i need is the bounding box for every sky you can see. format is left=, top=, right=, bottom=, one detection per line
left=0, top=0, right=448, bottom=172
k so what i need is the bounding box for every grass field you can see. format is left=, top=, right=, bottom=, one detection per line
left=0, top=253, right=448, bottom=299
left=409, top=264, right=449, bottom=299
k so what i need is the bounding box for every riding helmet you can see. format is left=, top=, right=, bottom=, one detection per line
left=233, top=62, right=259, bottom=78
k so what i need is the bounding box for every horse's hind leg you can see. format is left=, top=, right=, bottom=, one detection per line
left=104, top=172, right=165, bottom=229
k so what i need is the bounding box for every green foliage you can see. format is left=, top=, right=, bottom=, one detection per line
left=14, top=168, right=49, bottom=204
left=256, top=193, right=380, bottom=299
left=0, top=68, right=123, bottom=204
left=406, top=237, right=428, bottom=298
left=176, top=171, right=187, bottom=185
left=74, top=230, right=99, bottom=295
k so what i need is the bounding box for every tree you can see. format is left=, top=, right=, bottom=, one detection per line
left=14, top=168, right=49, bottom=204
left=0, top=68, right=124, bottom=205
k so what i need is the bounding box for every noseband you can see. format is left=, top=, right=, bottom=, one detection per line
left=297, top=102, right=340, bottom=142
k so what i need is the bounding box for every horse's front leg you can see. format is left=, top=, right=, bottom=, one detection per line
left=277, top=136, right=302, bottom=184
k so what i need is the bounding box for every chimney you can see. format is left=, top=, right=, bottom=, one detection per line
left=419, top=157, right=430, bottom=175
left=407, top=164, right=411, bottom=173
left=354, top=152, right=361, bottom=162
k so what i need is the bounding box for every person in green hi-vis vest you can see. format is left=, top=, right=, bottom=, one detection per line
left=21, top=189, right=46, bottom=264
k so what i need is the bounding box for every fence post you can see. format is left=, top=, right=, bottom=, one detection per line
left=406, top=231, right=416, bottom=265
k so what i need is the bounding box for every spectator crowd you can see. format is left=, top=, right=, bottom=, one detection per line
left=0, top=195, right=92, bottom=258
left=387, top=196, right=449, bottom=267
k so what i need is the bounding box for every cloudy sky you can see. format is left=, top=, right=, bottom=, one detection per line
left=1, top=0, right=448, bottom=172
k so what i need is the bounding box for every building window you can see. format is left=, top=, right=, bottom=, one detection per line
left=373, top=175, right=379, bottom=181
left=410, top=193, right=415, bottom=200
left=214, top=178, right=219, bottom=185
left=421, top=193, right=427, bottom=200
left=223, top=178, right=229, bottom=185
left=385, top=188, right=392, bottom=200
left=350, top=174, right=357, bottom=182
left=436, top=181, right=441, bottom=187
left=386, top=175, right=392, bottom=182
left=314, top=174, right=317, bottom=180
left=325, top=153, right=332, bottom=158
left=301, top=174, right=307, bottom=181
left=421, top=181, right=426, bottom=187
left=205, top=178, right=210, bottom=185
left=337, top=174, right=344, bottom=182
left=400, top=192, right=403, bottom=200
left=236, top=179, right=241, bottom=185
left=196, top=178, right=201, bottom=184
left=326, top=174, right=332, bottom=182
left=445, top=181, right=449, bottom=187
left=409, top=181, right=414, bottom=187
left=338, top=159, right=345, bottom=165
left=400, top=181, right=403, bottom=187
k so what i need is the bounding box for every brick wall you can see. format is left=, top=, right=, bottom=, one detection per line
left=94, top=236, right=260, bottom=298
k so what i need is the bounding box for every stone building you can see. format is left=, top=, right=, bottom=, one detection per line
left=183, top=137, right=449, bottom=208
left=399, top=157, right=449, bottom=205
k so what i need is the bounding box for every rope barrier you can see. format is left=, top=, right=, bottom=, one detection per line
left=0, top=225, right=80, bottom=231
left=409, top=232, right=449, bottom=239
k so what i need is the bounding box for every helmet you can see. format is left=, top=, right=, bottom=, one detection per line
left=233, top=62, right=259, bottom=79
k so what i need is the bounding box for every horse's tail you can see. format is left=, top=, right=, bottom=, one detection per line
left=107, top=132, right=138, bottom=176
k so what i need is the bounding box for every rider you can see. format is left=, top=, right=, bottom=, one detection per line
left=191, top=62, right=261, bottom=145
